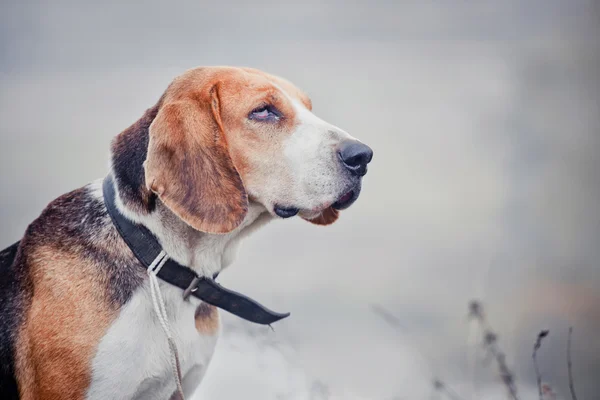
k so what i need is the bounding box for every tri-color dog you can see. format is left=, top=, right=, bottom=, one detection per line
left=0, top=66, right=373, bottom=399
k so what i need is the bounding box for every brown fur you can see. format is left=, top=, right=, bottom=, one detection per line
left=303, top=207, right=340, bottom=225
left=194, top=303, right=219, bottom=336
left=145, top=89, right=249, bottom=234
left=15, top=246, right=120, bottom=400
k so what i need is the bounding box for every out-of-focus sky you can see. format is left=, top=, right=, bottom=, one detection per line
left=1, top=1, right=599, bottom=399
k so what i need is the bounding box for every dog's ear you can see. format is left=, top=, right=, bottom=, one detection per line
left=302, top=207, right=339, bottom=226
left=144, top=86, right=248, bottom=234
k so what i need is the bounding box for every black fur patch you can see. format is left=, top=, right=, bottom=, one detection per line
left=111, top=102, right=162, bottom=214
left=0, top=242, right=24, bottom=400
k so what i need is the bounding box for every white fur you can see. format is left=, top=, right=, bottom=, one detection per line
left=86, top=181, right=272, bottom=399
left=87, top=281, right=215, bottom=400
left=283, top=97, right=356, bottom=218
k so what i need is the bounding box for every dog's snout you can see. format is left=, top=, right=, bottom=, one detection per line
left=338, top=141, right=373, bottom=177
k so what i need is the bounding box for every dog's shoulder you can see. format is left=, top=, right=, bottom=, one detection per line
left=23, top=181, right=145, bottom=305
left=6, top=182, right=147, bottom=398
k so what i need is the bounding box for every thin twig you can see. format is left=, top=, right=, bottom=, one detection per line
left=487, top=345, right=519, bottom=400
left=469, top=301, right=520, bottom=400
left=532, top=330, right=549, bottom=400
left=567, top=327, right=579, bottom=400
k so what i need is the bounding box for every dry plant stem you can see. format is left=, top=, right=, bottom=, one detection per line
left=567, top=327, right=579, bottom=400
left=533, top=350, right=543, bottom=400
left=533, top=330, right=549, bottom=400
left=469, top=301, right=519, bottom=400
left=487, top=343, right=519, bottom=400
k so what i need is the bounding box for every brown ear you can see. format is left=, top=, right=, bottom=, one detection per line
left=302, top=207, right=339, bottom=226
left=144, top=88, right=248, bottom=234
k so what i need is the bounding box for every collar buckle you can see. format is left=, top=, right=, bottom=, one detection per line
left=182, top=276, right=201, bottom=301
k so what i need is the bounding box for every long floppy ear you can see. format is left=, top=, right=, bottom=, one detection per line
left=144, top=87, right=248, bottom=234
left=302, top=207, right=339, bottom=226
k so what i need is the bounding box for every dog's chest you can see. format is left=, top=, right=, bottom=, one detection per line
left=86, top=280, right=219, bottom=400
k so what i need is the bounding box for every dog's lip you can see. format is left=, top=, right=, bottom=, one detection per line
left=331, top=188, right=359, bottom=210
left=335, top=190, right=353, bottom=206
left=273, top=205, right=300, bottom=218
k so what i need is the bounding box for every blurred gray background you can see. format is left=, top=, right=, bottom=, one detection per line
left=1, top=1, right=599, bottom=399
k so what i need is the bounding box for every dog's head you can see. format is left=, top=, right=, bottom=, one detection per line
left=144, top=67, right=373, bottom=233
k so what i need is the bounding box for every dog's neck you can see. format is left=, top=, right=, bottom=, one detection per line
left=109, top=104, right=272, bottom=277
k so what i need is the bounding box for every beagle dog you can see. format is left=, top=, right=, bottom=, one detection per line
left=0, top=66, right=373, bottom=400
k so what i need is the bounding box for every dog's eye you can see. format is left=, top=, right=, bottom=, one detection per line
left=249, top=105, right=281, bottom=122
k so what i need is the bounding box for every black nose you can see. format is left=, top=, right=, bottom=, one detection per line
left=338, top=141, right=373, bottom=176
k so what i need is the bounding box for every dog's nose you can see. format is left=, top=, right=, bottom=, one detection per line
left=338, top=141, right=373, bottom=176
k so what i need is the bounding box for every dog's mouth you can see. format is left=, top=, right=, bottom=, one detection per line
left=273, top=184, right=362, bottom=219
left=331, top=188, right=359, bottom=210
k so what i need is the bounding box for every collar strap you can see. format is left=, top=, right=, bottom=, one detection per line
left=102, top=175, right=290, bottom=325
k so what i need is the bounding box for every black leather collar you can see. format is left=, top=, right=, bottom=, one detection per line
left=102, top=175, right=289, bottom=325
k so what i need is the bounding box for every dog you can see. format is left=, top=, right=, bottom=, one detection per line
left=0, top=66, right=373, bottom=399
